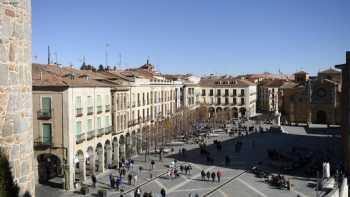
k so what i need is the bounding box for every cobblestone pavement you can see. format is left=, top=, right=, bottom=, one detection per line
left=36, top=125, right=341, bottom=197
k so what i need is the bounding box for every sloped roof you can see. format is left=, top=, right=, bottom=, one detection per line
left=32, top=64, right=113, bottom=88
left=294, top=70, right=308, bottom=75
left=319, top=68, right=340, bottom=74
left=262, top=79, right=287, bottom=88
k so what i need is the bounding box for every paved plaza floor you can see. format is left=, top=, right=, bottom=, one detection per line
left=36, top=125, right=341, bottom=197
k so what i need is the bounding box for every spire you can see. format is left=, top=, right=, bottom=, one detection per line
left=48, top=45, right=51, bottom=64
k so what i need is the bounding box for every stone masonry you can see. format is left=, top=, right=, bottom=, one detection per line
left=0, top=0, right=35, bottom=196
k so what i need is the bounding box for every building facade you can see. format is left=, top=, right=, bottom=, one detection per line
left=198, top=77, right=257, bottom=119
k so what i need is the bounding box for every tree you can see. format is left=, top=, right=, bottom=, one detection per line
left=0, top=151, right=19, bottom=197
left=98, top=64, right=104, bottom=71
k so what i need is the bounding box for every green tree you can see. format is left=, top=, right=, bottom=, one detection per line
left=0, top=152, right=19, bottom=197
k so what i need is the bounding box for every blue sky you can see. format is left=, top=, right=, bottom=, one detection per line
left=32, top=0, right=350, bottom=76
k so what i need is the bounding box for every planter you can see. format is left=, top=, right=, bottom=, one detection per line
left=98, top=189, right=107, bottom=197
left=80, top=185, right=89, bottom=195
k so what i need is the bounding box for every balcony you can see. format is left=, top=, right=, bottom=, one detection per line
left=96, top=106, right=103, bottom=114
left=87, top=106, right=94, bottom=115
left=37, top=109, right=52, bottom=120
left=87, top=130, right=95, bottom=140
left=97, top=128, right=104, bottom=137
left=104, top=126, right=112, bottom=134
left=76, top=108, right=83, bottom=117
left=76, top=133, right=86, bottom=144
left=34, top=137, right=52, bottom=148
left=105, top=105, right=111, bottom=112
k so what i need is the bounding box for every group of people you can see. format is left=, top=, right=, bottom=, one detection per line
left=200, top=170, right=223, bottom=182
left=179, top=164, right=192, bottom=175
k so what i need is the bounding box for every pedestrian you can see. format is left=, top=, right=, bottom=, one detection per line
left=216, top=171, right=222, bottom=182
left=128, top=174, right=132, bottom=185
left=195, top=194, right=199, bottom=197
left=188, top=164, right=192, bottom=174
left=160, top=188, right=166, bottom=197
left=134, top=187, right=141, bottom=197
left=134, top=174, right=138, bottom=185
left=91, top=173, right=97, bottom=188
left=184, top=166, right=188, bottom=175
left=180, top=165, right=184, bottom=173
left=139, top=166, right=143, bottom=175
left=115, top=177, right=120, bottom=191
left=211, top=172, right=216, bottom=182
left=206, top=171, right=210, bottom=181
left=109, top=173, right=115, bottom=188
left=201, top=170, right=205, bottom=181
left=188, top=192, right=192, bottom=197
left=151, top=160, right=155, bottom=170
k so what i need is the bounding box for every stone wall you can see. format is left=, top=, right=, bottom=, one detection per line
left=0, top=0, right=35, bottom=196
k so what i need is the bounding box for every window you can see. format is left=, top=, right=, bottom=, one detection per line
left=42, top=123, right=52, bottom=144
left=105, top=95, right=110, bottom=106
left=75, top=96, right=82, bottom=109
left=147, top=92, right=149, bottom=105
left=233, top=98, right=237, bottom=105
left=225, top=89, right=229, bottom=96
left=97, top=117, right=102, bottom=129
left=210, top=89, right=213, bottom=96
left=217, top=89, right=221, bottom=96
left=137, top=93, right=140, bottom=106
left=105, top=116, right=110, bottom=127
left=241, top=89, right=245, bottom=96
left=87, top=119, right=93, bottom=131
left=217, top=98, right=221, bottom=105
left=41, top=97, right=51, bottom=112
left=87, top=96, right=93, bottom=106
left=241, top=98, right=245, bottom=105
left=75, top=121, right=82, bottom=135
left=225, top=97, right=229, bottom=104
left=97, top=95, right=102, bottom=106
left=233, top=89, right=237, bottom=96
left=202, top=89, right=206, bottom=96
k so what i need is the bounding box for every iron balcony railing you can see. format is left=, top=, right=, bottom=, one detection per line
left=34, top=137, right=52, bottom=147
left=104, top=126, right=112, bottom=134
left=97, top=128, right=104, bottom=137
left=96, top=106, right=103, bottom=114
left=37, top=109, right=52, bottom=120
left=76, top=133, right=86, bottom=144
left=105, top=105, right=111, bottom=112
left=87, top=130, right=95, bottom=140
left=87, top=106, right=94, bottom=115
left=76, top=108, right=83, bottom=117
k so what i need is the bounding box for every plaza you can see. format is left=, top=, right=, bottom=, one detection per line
left=36, top=124, right=341, bottom=197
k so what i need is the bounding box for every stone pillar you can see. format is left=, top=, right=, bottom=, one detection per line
left=106, top=146, right=112, bottom=168
left=0, top=1, right=35, bottom=196
left=79, top=157, right=86, bottom=182
left=96, top=148, right=104, bottom=173
left=113, top=142, right=119, bottom=166
left=119, top=143, right=125, bottom=161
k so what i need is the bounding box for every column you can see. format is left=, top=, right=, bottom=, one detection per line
left=113, top=142, right=119, bottom=166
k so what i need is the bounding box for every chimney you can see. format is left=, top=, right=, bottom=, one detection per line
left=346, top=51, right=350, bottom=64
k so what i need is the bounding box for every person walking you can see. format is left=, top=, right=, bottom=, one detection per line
left=133, top=174, right=138, bottom=185
left=134, top=187, right=141, bottom=197
left=128, top=174, right=133, bottom=185
left=180, top=165, right=184, bottom=173
left=206, top=171, right=210, bottom=181
left=115, top=177, right=121, bottom=191
left=160, top=188, right=166, bottom=197
left=151, top=160, right=155, bottom=170
left=216, top=171, right=221, bottom=182
left=201, top=170, right=205, bottom=181
left=188, top=164, right=192, bottom=174
left=211, top=172, right=216, bottom=182
left=109, top=173, right=115, bottom=188
left=91, top=173, right=97, bottom=188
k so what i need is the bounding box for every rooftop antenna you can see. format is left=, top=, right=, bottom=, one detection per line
left=54, top=52, right=58, bottom=64
left=48, top=45, right=51, bottom=64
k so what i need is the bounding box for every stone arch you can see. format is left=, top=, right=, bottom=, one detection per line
left=75, top=150, right=86, bottom=181
left=232, top=107, right=238, bottom=118
left=119, top=135, right=125, bottom=161
left=208, top=107, right=215, bottom=118
left=104, top=140, right=112, bottom=169
left=86, top=146, right=95, bottom=176
left=95, top=143, right=104, bottom=173
left=112, top=137, right=119, bottom=166
left=37, top=153, right=62, bottom=184
left=316, top=110, right=327, bottom=124
left=216, top=107, right=222, bottom=113
left=239, top=107, right=246, bottom=117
